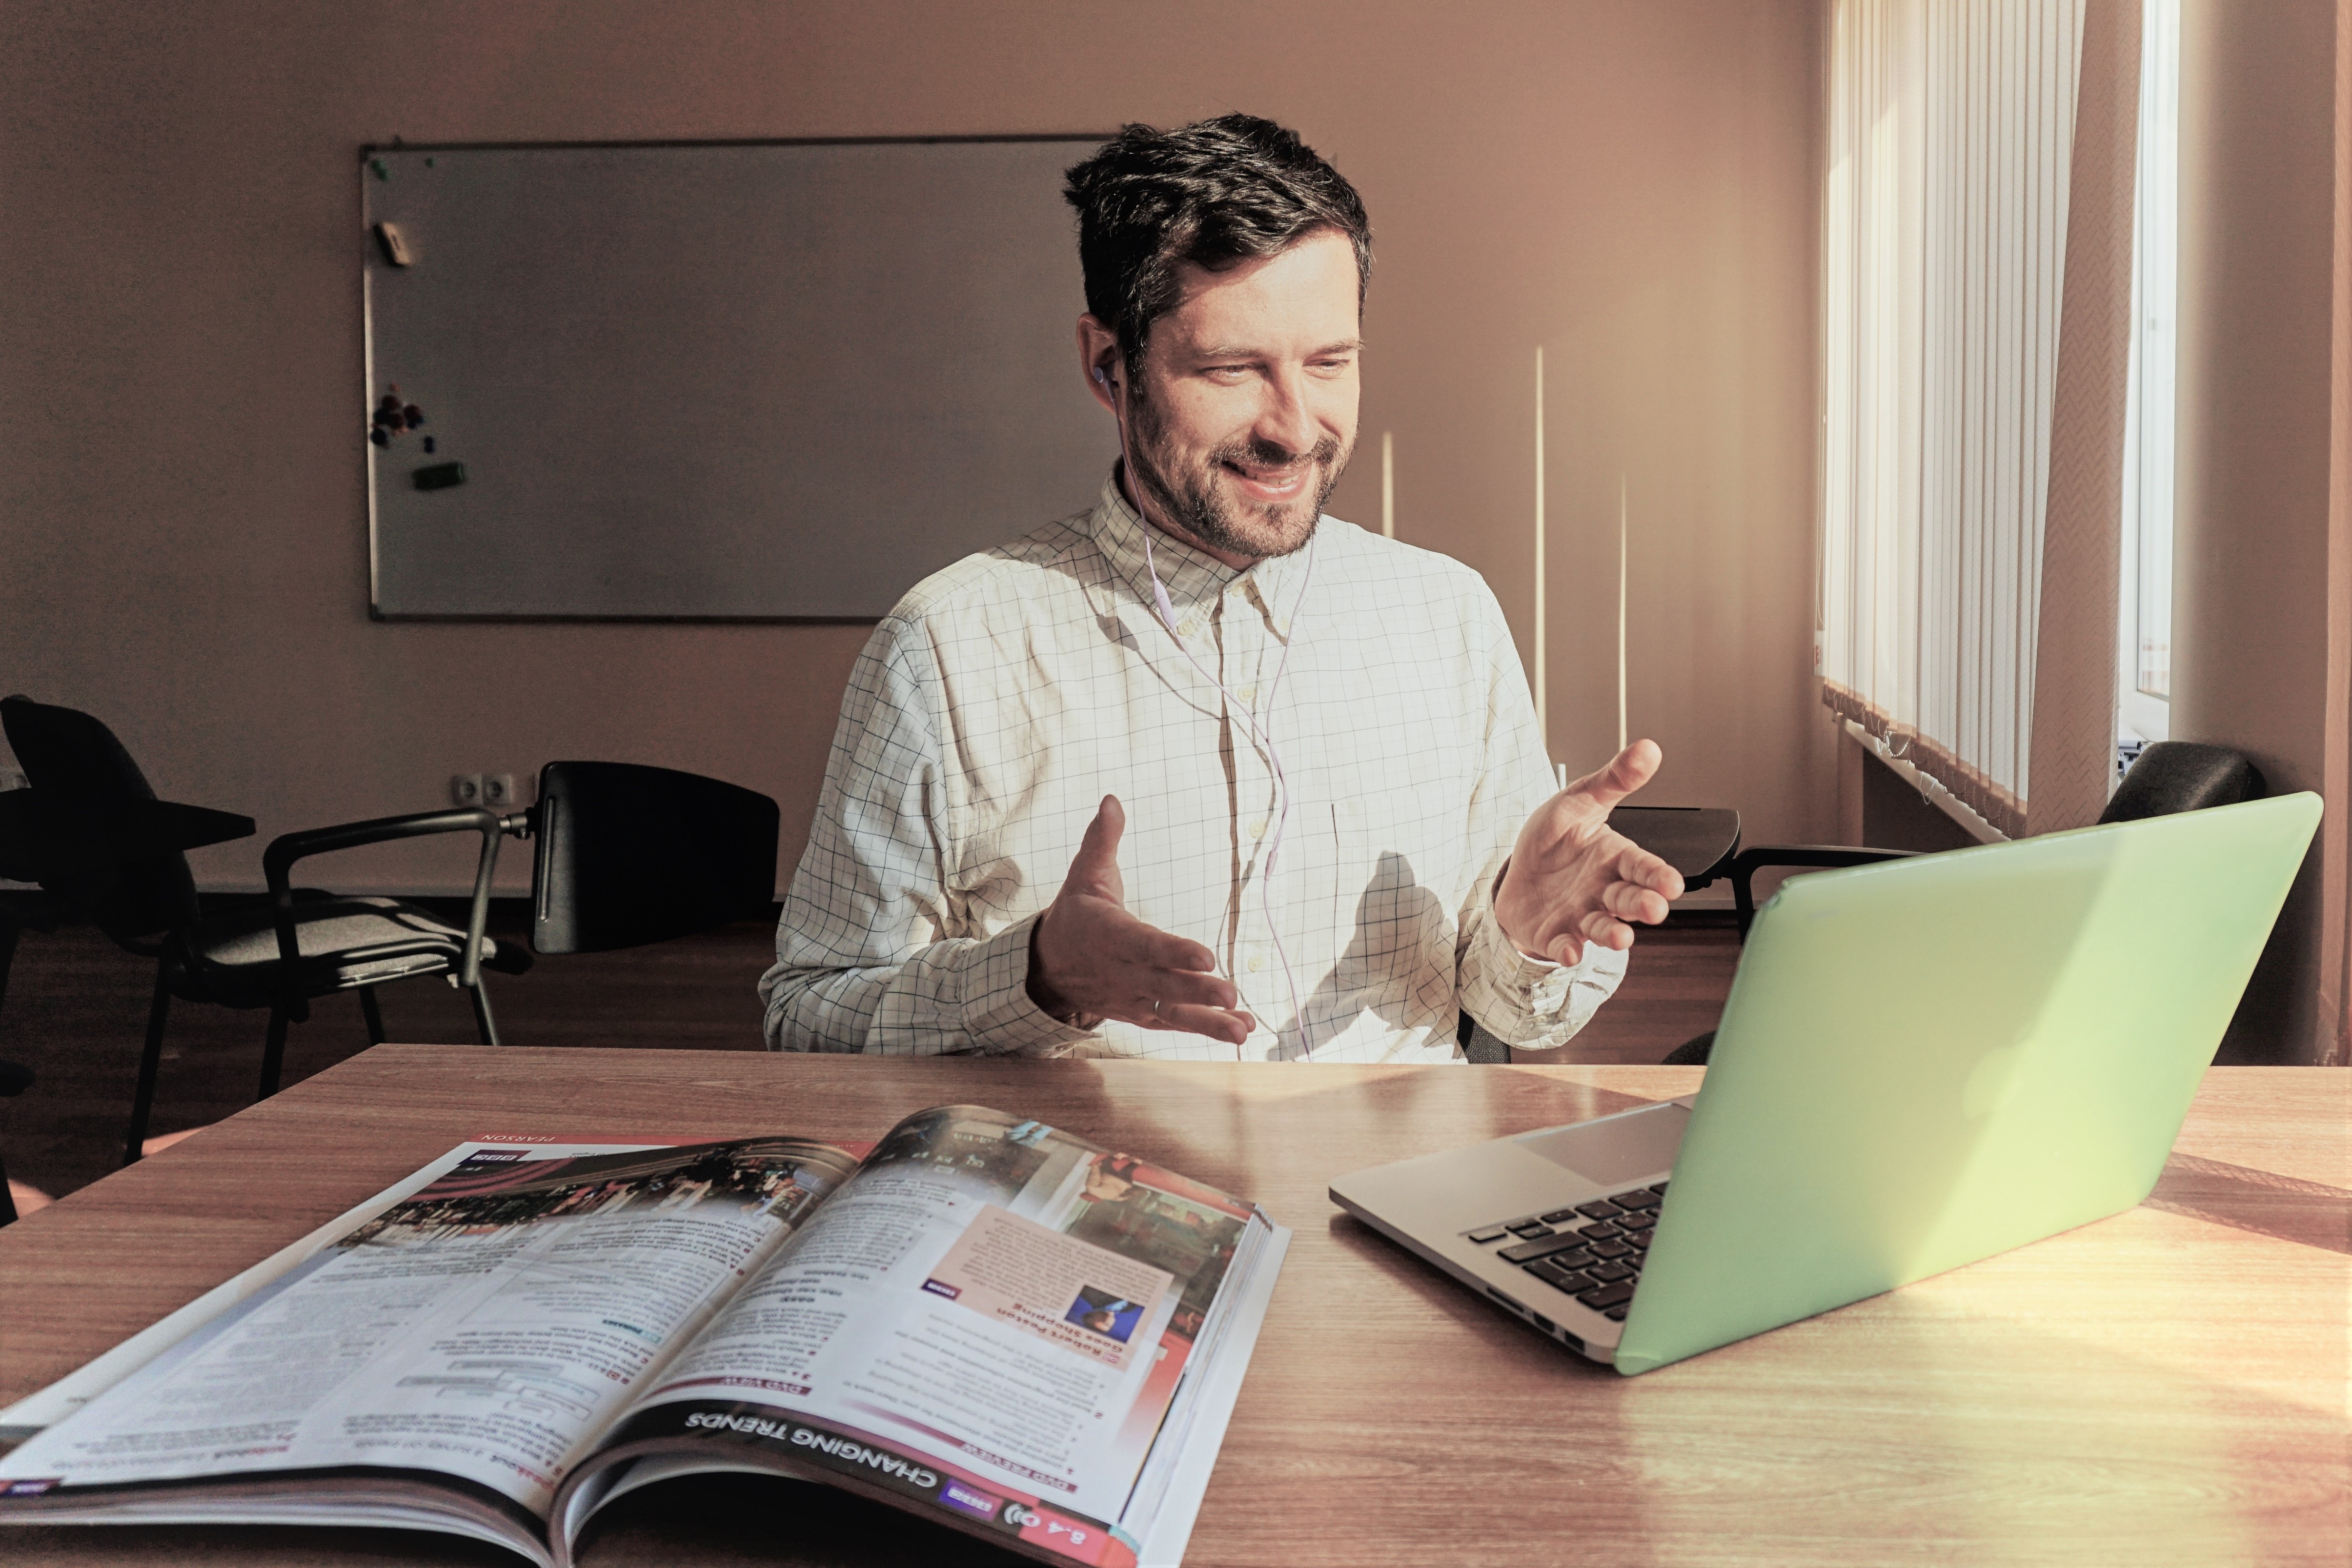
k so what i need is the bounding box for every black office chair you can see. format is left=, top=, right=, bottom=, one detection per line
left=1660, top=741, right=2268, bottom=1065
left=0, top=877, right=53, bottom=1223
left=0, top=1057, right=29, bottom=1226
left=1, top=695, right=536, bottom=1165
left=4, top=704, right=785, bottom=1165
left=523, top=759, right=781, bottom=954
left=262, top=758, right=782, bottom=1047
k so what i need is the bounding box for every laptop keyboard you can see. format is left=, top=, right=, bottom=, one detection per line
left=1462, top=1182, right=1667, bottom=1322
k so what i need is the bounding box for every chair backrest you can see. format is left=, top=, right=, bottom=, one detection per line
left=0, top=695, right=202, bottom=947
left=530, top=760, right=780, bottom=954
left=2098, top=741, right=2265, bottom=825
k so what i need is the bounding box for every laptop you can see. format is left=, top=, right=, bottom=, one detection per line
left=1329, top=793, right=2322, bottom=1374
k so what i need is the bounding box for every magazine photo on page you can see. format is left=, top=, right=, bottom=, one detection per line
left=0, top=1106, right=1291, bottom=1568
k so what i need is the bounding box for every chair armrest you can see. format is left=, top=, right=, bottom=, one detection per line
left=262, top=808, right=531, bottom=989
left=1730, top=844, right=1916, bottom=935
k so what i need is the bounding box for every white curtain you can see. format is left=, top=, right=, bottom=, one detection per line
left=1821, top=0, right=2135, bottom=839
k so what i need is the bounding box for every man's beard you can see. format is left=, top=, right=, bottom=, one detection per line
left=1125, top=391, right=1352, bottom=561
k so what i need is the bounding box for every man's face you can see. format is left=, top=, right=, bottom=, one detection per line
left=1114, top=228, right=1363, bottom=563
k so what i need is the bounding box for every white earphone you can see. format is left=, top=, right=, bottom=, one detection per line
left=1096, top=356, right=1320, bottom=1060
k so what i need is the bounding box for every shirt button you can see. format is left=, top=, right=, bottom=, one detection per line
left=1248, top=818, right=1267, bottom=839
left=1237, top=684, right=1257, bottom=704
left=1178, top=618, right=1199, bottom=639
left=1247, top=954, right=1266, bottom=973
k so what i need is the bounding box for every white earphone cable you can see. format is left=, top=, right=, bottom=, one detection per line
left=1101, top=363, right=1319, bottom=1060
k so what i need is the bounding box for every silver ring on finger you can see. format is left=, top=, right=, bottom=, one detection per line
left=1150, top=997, right=1162, bottom=1017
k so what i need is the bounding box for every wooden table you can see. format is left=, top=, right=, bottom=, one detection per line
left=1, top=1049, right=2346, bottom=1567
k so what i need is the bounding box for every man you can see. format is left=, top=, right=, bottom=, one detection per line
left=761, top=114, right=1681, bottom=1061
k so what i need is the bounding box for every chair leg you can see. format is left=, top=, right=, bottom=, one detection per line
left=468, top=980, right=501, bottom=1048
left=258, top=1005, right=291, bottom=1102
left=0, top=916, right=20, bottom=1014
left=124, top=959, right=172, bottom=1167
left=358, top=985, right=386, bottom=1047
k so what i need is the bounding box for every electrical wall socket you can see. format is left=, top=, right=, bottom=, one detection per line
left=451, top=773, right=521, bottom=808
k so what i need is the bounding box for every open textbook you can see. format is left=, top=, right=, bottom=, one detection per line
left=0, top=1105, right=1289, bottom=1567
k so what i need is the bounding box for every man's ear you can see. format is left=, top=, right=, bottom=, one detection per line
left=1076, top=314, right=1121, bottom=414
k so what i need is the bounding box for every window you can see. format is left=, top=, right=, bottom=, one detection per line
left=1819, top=0, right=2089, bottom=838
left=2118, top=0, right=2178, bottom=751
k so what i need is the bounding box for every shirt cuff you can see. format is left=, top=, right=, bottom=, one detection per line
left=1459, top=878, right=1628, bottom=1050
left=959, top=912, right=1102, bottom=1056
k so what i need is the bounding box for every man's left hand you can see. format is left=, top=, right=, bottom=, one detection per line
left=1494, top=739, right=1685, bottom=966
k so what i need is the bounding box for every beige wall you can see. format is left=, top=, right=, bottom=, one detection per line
left=2173, top=0, right=2341, bottom=1062
left=0, top=0, right=1832, bottom=898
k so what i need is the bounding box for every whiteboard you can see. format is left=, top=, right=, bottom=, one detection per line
left=362, top=139, right=1116, bottom=620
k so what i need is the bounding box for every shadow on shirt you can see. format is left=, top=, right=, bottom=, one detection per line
left=1284, top=850, right=1460, bottom=1059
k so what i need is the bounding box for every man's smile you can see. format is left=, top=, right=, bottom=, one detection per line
left=1221, top=458, right=1313, bottom=503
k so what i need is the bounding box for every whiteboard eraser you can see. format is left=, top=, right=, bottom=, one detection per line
left=413, top=462, right=466, bottom=491
left=374, top=221, right=413, bottom=267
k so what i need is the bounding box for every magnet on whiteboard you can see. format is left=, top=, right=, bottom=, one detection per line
left=413, top=462, right=466, bottom=491
left=374, top=221, right=413, bottom=267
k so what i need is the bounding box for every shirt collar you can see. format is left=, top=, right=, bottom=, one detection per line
left=1086, top=468, right=1312, bottom=632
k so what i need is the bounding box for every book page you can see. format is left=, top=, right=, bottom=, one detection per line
left=0, top=1137, right=855, bottom=1526
left=602, top=1107, right=1261, bottom=1564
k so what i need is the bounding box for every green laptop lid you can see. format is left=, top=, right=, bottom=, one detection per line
left=1613, top=792, right=2321, bottom=1376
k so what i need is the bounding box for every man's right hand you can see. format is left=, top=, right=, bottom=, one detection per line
left=1027, top=795, right=1255, bottom=1045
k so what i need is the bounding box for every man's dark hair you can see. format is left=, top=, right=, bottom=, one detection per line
left=1063, top=114, right=1371, bottom=381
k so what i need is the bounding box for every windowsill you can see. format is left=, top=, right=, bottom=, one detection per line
left=2118, top=687, right=2170, bottom=745
left=1840, top=720, right=2009, bottom=845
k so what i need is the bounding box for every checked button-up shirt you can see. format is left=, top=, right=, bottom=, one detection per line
left=760, top=475, right=1625, bottom=1061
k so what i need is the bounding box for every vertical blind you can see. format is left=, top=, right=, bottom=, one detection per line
left=1821, top=0, right=2137, bottom=838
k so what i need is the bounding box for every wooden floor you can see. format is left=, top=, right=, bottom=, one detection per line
left=0, top=909, right=1737, bottom=1204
